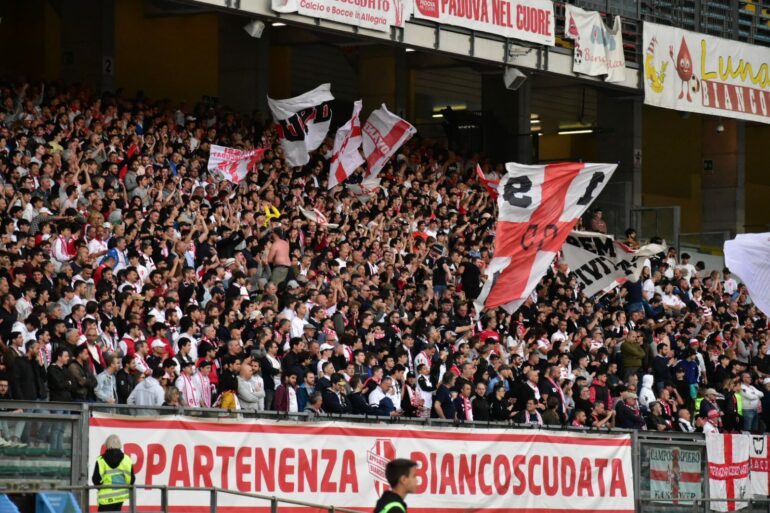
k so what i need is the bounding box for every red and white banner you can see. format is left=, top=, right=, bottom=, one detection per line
left=644, top=22, right=770, bottom=124
left=750, top=435, right=770, bottom=497
left=207, top=145, right=265, bottom=184
left=414, top=0, right=554, bottom=46
left=88, top=414, right=634, bottom=513
left=706, top=433, right=750, bottom=512
left=347, top=177, right=381, bottom=203
left=272, top=0, right=411, bottom=32
left=475, top=162, right=616, bottom=313
left=362, top=104, right=416, bottom=178
left=328, top=100, right=365, bottom=189
left=647, top=446, right=702, bottom=505
left=268, top=84, right=334, bottom=168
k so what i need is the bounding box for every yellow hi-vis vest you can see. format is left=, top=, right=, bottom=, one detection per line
left=97, top=454, right=132, bottom=506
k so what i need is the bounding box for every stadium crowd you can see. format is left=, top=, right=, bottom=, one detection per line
left=0, top=80, right=767, bottom=448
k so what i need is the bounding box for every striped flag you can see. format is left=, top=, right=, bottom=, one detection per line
left=328, top=100, right=364, bottom=189
left=474, top=162, right=617, bottom=313
left=298, top=206, right=339, bottom=229
left=362, top=104, right=415, bottom=178
left=476, top=164, right=499, bottom=199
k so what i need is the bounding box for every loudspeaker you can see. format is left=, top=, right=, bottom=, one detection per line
left=244, top=20, right=266, bottom=38
left=503, top=67, right=527, bottom=91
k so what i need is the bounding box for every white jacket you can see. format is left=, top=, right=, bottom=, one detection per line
left=127, top=377, right=165, bottom=406
left=639, top=374, right=656, bottom=410
left=741, top=383, right=765, bottom=410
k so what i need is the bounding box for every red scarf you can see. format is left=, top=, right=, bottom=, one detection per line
left=180, top=373, right=198, bottom=407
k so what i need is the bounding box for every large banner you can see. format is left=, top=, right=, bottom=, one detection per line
left=207, top=145, right=265, bottom=184
left=88, top=414, right=635, bottom=513
left=562, top=231, right=665, bottom=298
left=272, top=0, right=411, bottom=32
left=647, top=446, right=702, bottom=505
left=750, top=435, right=770, bottom=497
left=474, top=162, right=617, bottom=313
left=643, top=21, right=770, bottom=124
left=414, top=0, right=555, bottom=46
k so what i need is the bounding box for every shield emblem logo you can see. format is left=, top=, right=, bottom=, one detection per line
left=754, top=436, right=766, bottom=456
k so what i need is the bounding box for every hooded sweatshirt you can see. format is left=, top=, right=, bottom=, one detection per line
left=126, top=376, right=165, bottom=406
left=639, top=374, right=656, bottom=410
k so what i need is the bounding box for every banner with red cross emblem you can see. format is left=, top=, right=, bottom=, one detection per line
left=475, top=161, right=617, bottom=313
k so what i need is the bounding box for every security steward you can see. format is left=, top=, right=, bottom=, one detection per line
left=374, top=459, right=418, bottom=513
left=92, top=434, right=135, bottom=511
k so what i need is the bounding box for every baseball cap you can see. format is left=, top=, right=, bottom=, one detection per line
left=151, top=340, right=166, bottom=350
left=287, top=280, right=300, bottom=289
left=320, top=343, right=334, bottom=351
left=705, top=388, right=718, bottom=396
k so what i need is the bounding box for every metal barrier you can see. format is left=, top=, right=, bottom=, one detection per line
left=0, top=401, right=761, bottom=513
left=0, top=484, right=368, bottom=513
left=630, top=205, right=681, bottom=247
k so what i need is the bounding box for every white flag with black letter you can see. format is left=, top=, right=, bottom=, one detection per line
left=724, top=233, right=770, bottom=316
left=268, top=84, right=334, bottom=168
left=562, top=231, right=666, bottom=297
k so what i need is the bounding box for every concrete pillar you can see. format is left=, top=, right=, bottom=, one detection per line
left=596, top=96, right=643, bottom=234
left=60, top=0, right=106, bottom=88
left=481, top=73, right=532, bottom=163
left=701, top=118, right=745, bottom=235
left=218, top=15, right=261, bottom=113
left=358, top=46, right=397, bottom=118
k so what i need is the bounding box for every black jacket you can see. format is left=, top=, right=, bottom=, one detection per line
left=12, top=355, right=46, bottom=400
left=350, top=392, right=383, bottom=416
left=322, top=388, right=352, bottom=414
left=472, top=394, right=491, bottom=421
left=374, top=491, right=407, bottom=513
left=116, top=369, right=136, bottom=404
left=47, top=363, right=77, bottom=402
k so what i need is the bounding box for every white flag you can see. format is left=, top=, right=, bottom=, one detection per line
left=207, top=145, right=265, bottom=184
left=328, top=100, right=364, bottom=189
left=362, top=104, right=415, bottom=178
left=561, top=231, right=665, bottom=298
left=706, top=433, right=750, bottom=512
left=564, top=5, right=626, bottom=83
left=724, top=233, right=770, bottom=316
left=298, top=206, right=339, bottom=229
left=268, top=84, right=334, bottom=167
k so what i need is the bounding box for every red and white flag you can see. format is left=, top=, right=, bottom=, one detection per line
left=476, top=164, right=499, bottom=199
left=328, top=100, right=364, bottom=189
left=207, top=145, right=265, bottom=184
left=298, top=206, right=339, bottom=229
left=268, top=84, right=334, bottom=167
left=474, top=162, right=617, bottom=313
left=707, top=433, right=750, bottom=512
left=362, top=104, right=415, bottom=178
left=347, top=177, right=381, bottom=204
left=750, top=435, right=770, bottom=497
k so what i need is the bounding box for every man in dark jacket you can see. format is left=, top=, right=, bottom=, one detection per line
left=48, top=346, right=77, bottom=402
left=69, top=344, right=97, bottom=401
left=12, top=340, right=46, bottom=401
left=322, top=373, right=352, bottom=414
left=615, top=393, right=646, bottom=429
left=115, top=355, right=137, bottom=404
left=374, top=459, right=417, bottom=513
left=471, top=382, right=490, bottom=421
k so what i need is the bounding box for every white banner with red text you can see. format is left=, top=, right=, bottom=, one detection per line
left=643, top=21, right=770, bottom=124
left=413, top=0, right=554, bottom=46
left=272, top=0, right=411, bottom=32
left=88, top=414, right=634, bottom=513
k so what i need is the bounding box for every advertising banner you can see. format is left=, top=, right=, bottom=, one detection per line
left=413, top=0, right=555, bottom=46
left=647, top=446, right=702, bottom=504
left=89, top=414, right=635, bottom=513
left=644, top=21, right=770, bottom=124
left=272, top=0, right=411, bottom=32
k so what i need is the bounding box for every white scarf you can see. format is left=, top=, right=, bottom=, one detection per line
left=181, top=373, right=199, bottom=407
left=195, top=372, right=211, bottom=408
